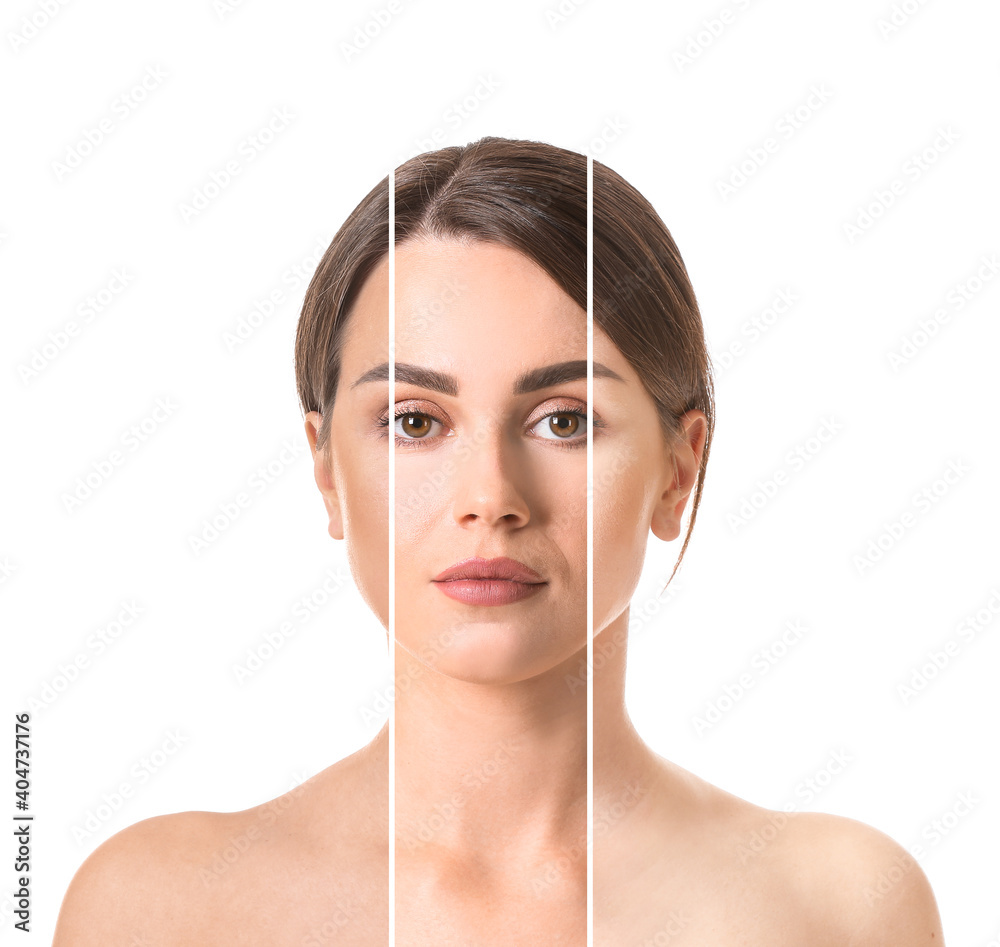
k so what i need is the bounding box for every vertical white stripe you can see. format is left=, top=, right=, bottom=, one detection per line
left=586, top=153, right=594, bottom=947
left=388, top=166, right=396, bottom=947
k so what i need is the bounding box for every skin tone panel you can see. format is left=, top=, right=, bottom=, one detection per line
left=390, top=239, right=595, bottom=940
left=52, top=239, right=944, bottom=946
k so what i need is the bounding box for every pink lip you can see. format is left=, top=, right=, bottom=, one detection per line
left=432, top=557, right=546, bottom=607
left=433, top=557, right=544, bottom=583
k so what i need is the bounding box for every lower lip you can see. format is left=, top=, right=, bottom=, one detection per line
left=433, top=579, right=546, bottom=606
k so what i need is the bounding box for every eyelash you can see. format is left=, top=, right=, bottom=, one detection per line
left=376, top=404, right=603, bottom=451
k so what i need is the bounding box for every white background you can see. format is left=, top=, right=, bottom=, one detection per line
left=2, top=0, right=998, bottom=942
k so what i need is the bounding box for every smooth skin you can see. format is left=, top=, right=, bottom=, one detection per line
left=53, top=240, right=944, bottom=946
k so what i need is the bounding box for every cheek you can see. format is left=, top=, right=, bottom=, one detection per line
left=393, top=465, right=446, bottom=572
left=548, top=465, right=588, bottom=578
left=593, top=443, right=650, bottom=630
left=340, top=447, right=389, bottom=625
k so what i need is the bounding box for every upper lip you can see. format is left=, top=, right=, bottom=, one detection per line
left=433, top=557, right=545, bottom=584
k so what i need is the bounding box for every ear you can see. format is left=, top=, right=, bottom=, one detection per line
left=650, top=409, right=708, bottom=543
left=304, top=410, right=344, bottom=541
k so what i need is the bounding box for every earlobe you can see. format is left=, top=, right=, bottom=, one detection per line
left=649, top=410, right=708, bottom=543
left=304, top=411, right=345, bottom=541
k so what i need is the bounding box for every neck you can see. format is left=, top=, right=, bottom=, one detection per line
left=387, top=607, right=654, bottom=873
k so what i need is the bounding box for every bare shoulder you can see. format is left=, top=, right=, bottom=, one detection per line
left=651, top=760, right=945, bottom=944
left=794, top=810, right=945, bottom=943
left=52, top=808, right=234, bottom=945
left=753, top=805, right=945, bottom=945
left=53, top=746, right=386, bottom=945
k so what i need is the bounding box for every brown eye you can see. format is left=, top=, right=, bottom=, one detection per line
left=548, top=413, right=579, bottom=438
left=400, top=414, right=433, bottom=438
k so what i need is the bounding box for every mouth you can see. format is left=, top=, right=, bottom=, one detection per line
left=431, top=557, right=546, bottom=607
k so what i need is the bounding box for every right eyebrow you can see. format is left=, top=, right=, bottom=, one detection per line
left=351, top=362, right=458, bottom=396
left=351, top=360, right=623, bottom=396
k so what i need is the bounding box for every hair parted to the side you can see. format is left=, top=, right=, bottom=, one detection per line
left=294, top=136, right=715, bottom=587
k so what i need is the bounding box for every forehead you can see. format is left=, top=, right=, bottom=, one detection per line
left=396, top=239, right=584, bottom=360
left=340, top=238, right=638, bottom=393
left=343, top=237, right=577, bottom=344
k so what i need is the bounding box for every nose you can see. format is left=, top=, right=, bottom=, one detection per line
left=451, top=424, right=531, bottom=529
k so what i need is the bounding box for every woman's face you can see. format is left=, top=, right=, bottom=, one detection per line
left=307, top=237, right=703, bottom=685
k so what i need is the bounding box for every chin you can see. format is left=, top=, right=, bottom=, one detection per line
left=398, top=619, right=586, bottom=686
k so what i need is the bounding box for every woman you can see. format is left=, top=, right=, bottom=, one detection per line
left=54, top=137, right=944, bottom=944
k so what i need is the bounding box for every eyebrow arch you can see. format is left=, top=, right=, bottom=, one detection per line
left=351, top=360, right=624, bottom=395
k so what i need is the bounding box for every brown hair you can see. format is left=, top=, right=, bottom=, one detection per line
left=294, top=136, right=715, bottom=586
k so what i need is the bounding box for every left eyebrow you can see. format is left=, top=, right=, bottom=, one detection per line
left=351, top=360, right=624, bottom=395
